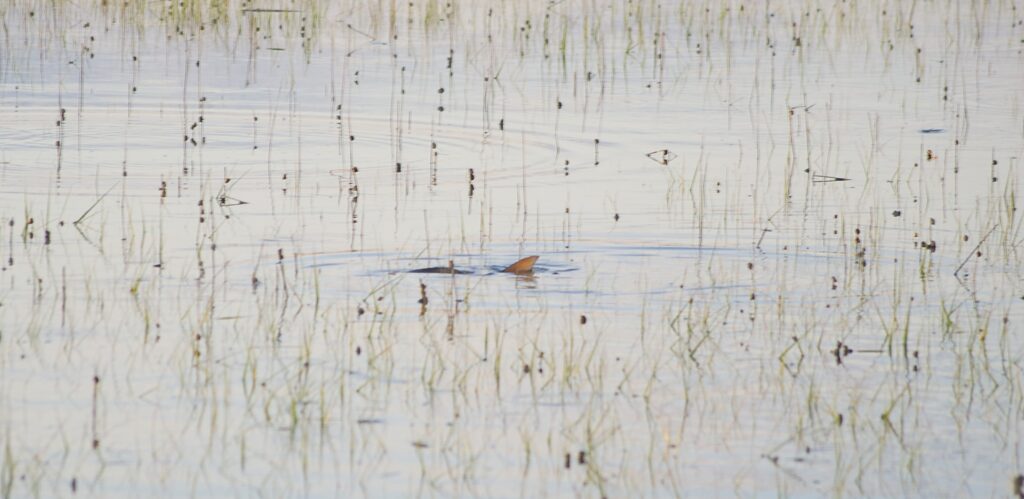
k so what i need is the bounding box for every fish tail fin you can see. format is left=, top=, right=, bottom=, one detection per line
left=501, top=255, right=539, bottom=274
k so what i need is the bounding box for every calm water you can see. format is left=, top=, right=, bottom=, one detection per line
left=1, top=0, right=1023, bottom=497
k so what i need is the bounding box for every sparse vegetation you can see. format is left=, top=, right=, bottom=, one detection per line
left=0, top=0, right=1022, bottom=497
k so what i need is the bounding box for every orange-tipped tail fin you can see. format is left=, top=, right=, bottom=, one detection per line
left=501, top=255, right=539, bottom=274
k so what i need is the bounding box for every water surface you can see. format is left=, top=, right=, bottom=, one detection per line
left=2, top=1, right=1023, bottom=497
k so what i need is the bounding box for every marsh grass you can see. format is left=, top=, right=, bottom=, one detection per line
left=1, top=0, right=1023, bottom=497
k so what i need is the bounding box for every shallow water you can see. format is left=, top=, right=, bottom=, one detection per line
left=2, top=0, right=1023, bottom=497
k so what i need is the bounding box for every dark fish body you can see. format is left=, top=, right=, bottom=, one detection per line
left=408, top=266, right=473, bottom=274
left=409, top=256, right=539, bottom=275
